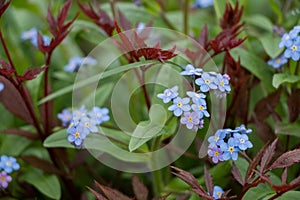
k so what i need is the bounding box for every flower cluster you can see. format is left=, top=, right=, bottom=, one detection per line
left=58, top=106, right=110, bottom=147
left=63, top=56, right=97, bottom=72
left=157, top=64, right=231, bottom=131
left=21, top=28, right=51, bottom=47
left=279, top=26, right=300, bottom=61
left=207, top=125, right=253, bottom=163
left=0, top=155, right=20, bottom=189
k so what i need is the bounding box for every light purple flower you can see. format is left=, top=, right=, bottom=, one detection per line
left=67, top=124, right=89, bottom=147
left=186, top=91, right=206, bottom=105
left=213, top=185, right=224, bottom=199
left=220, top=138, right=239, bottom=161
left=79, top=117, right=98, bottom=133
left=57, top=109, right=72, bottom=127
left=191, top=101, right=210, bottom=119
left=208, top=145, right=224, bottom=163
left=157, top=86, right=179, bottom=103
left=180, top=111, right=200, bottom=129
left=21, top=28, right=50, bottom=47
left=208, top=129, right=227, bottom=146
left=168, top=97, right=191, bottom=116
left=89, top=106, right=110, bottom=125
left=233, top=133, right=253, bottom=150
left=0, top=82, right=4, bottom=92
left=64, top=56, right=97, bottom=72
left=0, top=155, right=20, bottom=174
left=195, top=72, right=218, bottom=92
left=0, top=171, right=12, bottom=189
left=180, top=64, right=202, bottom=76
left=267, top=55, right=288, bottom=68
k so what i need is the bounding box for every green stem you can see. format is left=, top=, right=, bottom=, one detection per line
left=151, top=135, right=163, bottom=197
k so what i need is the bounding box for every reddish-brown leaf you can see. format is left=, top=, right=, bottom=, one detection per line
left=131, top=175, right=148, bottom=200
left=117, top=10, right=131, bottom=31
left=254, top=121, right=277, bottom=145
left=171, top=166, right=212, bottom=199
left=47, top=6, right=58, bottom=36
left=282, top=168, right=288, bottom=185
left=87, top=186, right=107, bottom=200
left=0, top=0, right=11, bottom=18
left=94, top=181, right=132, bottom=200
left=18, top=66, right=47, bottom=81
left=220, top=2, right=244, bottom=29
left=0, top=76, right=34, bottom=124
left=268, top=149, right=300, bottom=170
left=252, top=89, right=282, bottom=121
left=57, top=0, right=71, bottom=28
left=20, top=155, right=63, bottom=175
left=0, top=59, right=15, bottom=77
left=2, top=128, right=38, bottom=140
left=260, top=138, right=278, bottom=173
left=232, top=162, right=244, bottom=186
left=288, top=89, right=300, bottom=122
left=204, top=166, right=214, bottom=195
left=245, top=141, right=269, bottom=182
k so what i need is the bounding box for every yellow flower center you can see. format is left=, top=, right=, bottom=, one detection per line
left=205, top=79, right=210, bottom=84
left=214, top=151, right=219, bottom=156
left=229, top=147, right=234, bottom=153
left=177, top=102, right=182, bottom=107
left=0, top=176, right=5, bottom=182
left=199, top=105, right=204, bottom=111
left=6, top=161, right=11, bottom=167
left=214, top=136, right=219, bottom=141
left=275, top=59, right=281, bottom=63
left=75, top=132, right=80, bottom=138
left=217, top=191, right=222, bottom=197
left=220, top=81, right=225, bottom=86
left=69, top=123, right=74, bottom=128
left=188, top=116, right=193, bottom=122
left=85, top=122, right=90, bottom=127
left=292, top=45, right=297, bottom=51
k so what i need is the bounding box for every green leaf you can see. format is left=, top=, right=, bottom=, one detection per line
left=129, top=105, right=167, bottom=152
left=84, top=133, right=150, bottom=163
left=245, top=14, right=273, bottom=32
left=259, top=34, right=282, bottom=58
left=0, top=135, right=31, bottom=156
left=142, top=0, right=161, bottom=16
left=272, top=73, right=300, bottom=88
left=21, top=168, right=61, bottom=200
left=43, top=129, right=74, bottom=148
left=269, top=0, right=283, bottom=24
left=276, top=191, right=300, bottom=200
left=234, top=157, right=249, bottom=180
left=275, top=122, right=300, bottom=137
left=242, top=183, right=274, bottom=200
left=39, top=60, right=159, bottom=104
left=231, top=48, right=274, bottom=91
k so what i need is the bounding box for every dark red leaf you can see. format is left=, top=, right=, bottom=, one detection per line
left=20, top=155, right=63, bottom=175
left=94, top=181, right=131, bottom=200
left=0, top=59, right=15, bottom=77
left=282, top=168, right=288, bottom=185
left=87, top=186, right=107, bottom=200
left=117, top=10, right=131, bottom=31
left=220, top=2, right=243, bottom=29
left=246, top=141, right=269, bottom=182
left=0, top=76, right=34, bottom=124
left=19, top=66, right=47, bottom=81
left=260, top=138, right=278, bottom=173
left=57, top=0, right=71, bottom=28
left=176, top=193, right=191, bottom=200
left=47, top=6, right=58, bottom=36
left=0, top=0, right=11, bottom=18
left=254, top=121, right=278, bottom=145
left=252, top=89, right=282, bottom=121
left=171, top=166, right=212, bottom=199
left=131, top=175, right=148, bottom=200
left=231, top=162, right=244, bottom=186
left=268, top=149, right=300, bottom=170
left=2, top=128, right=38, bottom=140
left=198, top=24, right=209, bottom=48
left=204, top=166, right=214, bottom=195
left=288, top=89, right=300, bottom=122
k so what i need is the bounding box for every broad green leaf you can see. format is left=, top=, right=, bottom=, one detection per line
left=26, top=71, right=44, bottom=104
left=259, top=34, right=282, bottom=58
left=245, top=14, right=273, bottom=32
left=84, top=133, right=150, bottom=162
left=21, top=168, right=61, bottom=200
left=275, top=122, right=300, bottom=137
left=0, top=135, right=31, bottom=156
left=231, top=48, right=274, bottom=91
left=39, top=60, right=159, bottom=104
left=234, top=157, right=249, bottom=180
left=43, top=129, right=74, bottom=148
left=272, top=73, right=300, bottom=88
left=142, top=0, right=161, bottom=16
left=276, top=191, right=300, bottom=200
left=129, top=105, right=167, bottom=152
left=243, top=183, right=274, bottom=200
